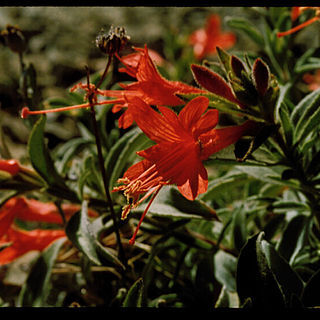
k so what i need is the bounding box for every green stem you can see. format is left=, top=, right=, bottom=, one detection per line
left=85, top=61, right=127, bottom=267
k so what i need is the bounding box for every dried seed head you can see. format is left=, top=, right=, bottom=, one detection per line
left=1, top=24, right=26, bottom=54
left=95, top=25, right=130, bottom=56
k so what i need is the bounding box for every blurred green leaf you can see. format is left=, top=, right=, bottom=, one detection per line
left=18, top=237, right=66, bottom=307
left=225, top=17, right=265, bottom=47
left=291, top=88, right=320, bottom=144
left=213, top=250, right=237, bottom=292
left=277, top=101, right=293, bottom=145
left=231, top=206, right=247, bottom=253
left=122, top=278, right=144, bottom=307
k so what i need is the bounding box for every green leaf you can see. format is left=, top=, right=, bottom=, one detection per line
left=168, top=188, right=218, bottom=220
left=65, top=200, right=101, bottom=266
left=276, top=215, right=310, bottom=264
left=231, top=206, right=247, bottom=253
left=28, top=115, right=66, bottom=188
left=18, top=238, right=66, bottom=307
left=277, top=102, right=293, bottom=145
left=213, top=250, right=237, bottom=292
left=291, top=88, right=320, bottom=144
left=122, top=278, right=144, bottom=307
left=260, top=239, right=304, bottom=305
left=105, top=128, right=150, bottom=193
left=225, top=17, right=264, bottom=47
left=199, top=172, right=250, bottom=202
left=236, top=232, right=286, bottom=309
left=236, top=165, right=299, bottom=189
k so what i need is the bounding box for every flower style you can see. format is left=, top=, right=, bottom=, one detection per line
left=277, top=7, right=320, bottom=37
left=0, top=197, right=97, bottom=265
left=303, top=69, right=320, bottom=91
left=0, top=159, right=20, bottom=176
left=113, top=95, right=256, bottom=244
left=189, top=14, right=236, bottom=60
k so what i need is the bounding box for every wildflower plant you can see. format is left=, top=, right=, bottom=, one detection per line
left=1, top=7, right=320, bottom=308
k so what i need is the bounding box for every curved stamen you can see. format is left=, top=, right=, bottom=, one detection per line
left=129, top=185, right=162, bottom=245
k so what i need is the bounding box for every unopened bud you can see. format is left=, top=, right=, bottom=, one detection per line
left=1, top=24, right=26, bottom=54
left=252, top=58, right=270, bottom=96
left=95, top=25, right=130, bottom=56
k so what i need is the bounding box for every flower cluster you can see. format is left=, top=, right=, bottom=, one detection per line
left=19, top=20, right=263, bottom=246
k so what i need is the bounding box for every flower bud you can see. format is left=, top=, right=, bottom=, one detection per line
left=1, top=25, right=26, bottom=54
left=95, top=25, right=130, bottom=56
left=252, top=58, right=270, bottom=96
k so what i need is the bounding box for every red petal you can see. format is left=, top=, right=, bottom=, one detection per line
left=0, top=226, right=65, bottom=265
left=199, top=120, right=257, bottom=160
left=127, top=96, right=182, bottom=143
left=205, top=15, right=221, bottom=38
left=118, top=109, right=134, bottom=129
left=291, top=7, right=301, bottom=21
left=123, top=159, right=154, bottom=181
left=177, top=159, right=208, bottom=200
left=178, top=96, right=209, bottom=132
left=192, top=109, right=219, bottom=138
left=207, top=33, right=236, bottom=53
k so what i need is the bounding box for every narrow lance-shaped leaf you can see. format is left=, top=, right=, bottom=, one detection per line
left=28, top=115, right=66, bottom=188
left=290, top=88, right=320, bottom=144
left=236, top=232, right=286, bottom=308
left=225, top=17, right=265, bottom=47
left=122, top=278, right=144, bottom=307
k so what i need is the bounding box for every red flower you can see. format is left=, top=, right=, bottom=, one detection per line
left=0, top=159, right=20, bottom=176
left=277, top=7, right=320, bottom=37
left=303, top=69, right=320, bottom=91
left=0, top=197, right=97, bottom=265
left=189, top=14, right=236, bottom=60
left=99, top=45, right=206, bottom=128
left=113, top=96, right=256, bottom=244
left=0, top=226, right=66, bottom=265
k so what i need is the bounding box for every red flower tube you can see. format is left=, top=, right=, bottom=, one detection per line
left=0, top=159, right=20, bottom=176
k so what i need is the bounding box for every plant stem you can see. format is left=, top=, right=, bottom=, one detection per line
left=85, top=59, right=127, bottom=267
